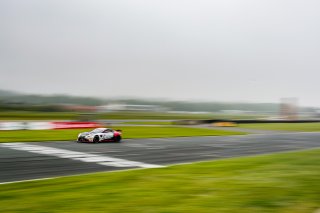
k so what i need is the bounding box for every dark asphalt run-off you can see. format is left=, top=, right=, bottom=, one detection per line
left=0, top=132, right=320, bottom=183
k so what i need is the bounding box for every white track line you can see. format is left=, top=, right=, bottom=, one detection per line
left=0, top=143, right=163, bottom=169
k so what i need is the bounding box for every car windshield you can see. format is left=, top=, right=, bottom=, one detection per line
left=90, top=128, right=105, bottom=133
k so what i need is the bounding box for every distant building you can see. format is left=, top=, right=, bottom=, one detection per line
left=280, top=98, right=299, bottom=120
left=97, top=103, right=167, bottom=112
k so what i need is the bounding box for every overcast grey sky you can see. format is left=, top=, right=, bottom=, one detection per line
left=0, top=0, right=320, bottom=106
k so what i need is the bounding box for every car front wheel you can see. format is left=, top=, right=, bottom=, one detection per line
left=93, top=136, right=100, bottom=143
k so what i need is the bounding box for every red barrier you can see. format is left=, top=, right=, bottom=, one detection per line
left=51, top=122, right=103, bottom=129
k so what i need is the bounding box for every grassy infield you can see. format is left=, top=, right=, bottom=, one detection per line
left=1, top=122, right=320, bottom=212
left=2, top=122, right=320, bottom=143
left=1, top=149, right=319, bottom=212
left=0, top=126, right=245, bottom=142
left=0, top=111, right=262, bottom=120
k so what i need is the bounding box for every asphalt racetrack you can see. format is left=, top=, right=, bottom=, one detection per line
left=1, top=132, right=320, bottom=183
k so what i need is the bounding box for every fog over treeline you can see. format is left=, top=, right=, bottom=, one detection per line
left=1, top=1, right=320, bottom=107
left=1, top=89, right=315, bottom=114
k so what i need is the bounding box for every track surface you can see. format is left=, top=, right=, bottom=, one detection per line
left=1, top=132, right=320, bottom=183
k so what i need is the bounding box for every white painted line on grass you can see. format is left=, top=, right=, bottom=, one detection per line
left=0, top=143, right=164, bottom=169
left=0, top=167, right=155, bottom=185
left=0, top=177, right=56, bottom=185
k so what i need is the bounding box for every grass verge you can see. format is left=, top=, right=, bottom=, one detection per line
left=0, top=111, right=263, bottom=120
left=0, top=126, right=245, bottom=142
left=240, top=123, right=320, bottom=132
left=121, top=121, right=173, bottom=125
left=1, top=148, right=319, bottom=212
left=0, top=111, right=78, bottom=120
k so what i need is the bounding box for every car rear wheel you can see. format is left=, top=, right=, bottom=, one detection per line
left=93, top=136, right=100, bottom=143
left=114, top=136, right=122, bottom=143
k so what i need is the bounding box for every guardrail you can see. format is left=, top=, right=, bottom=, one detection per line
left=174, top=119, right=320, bottom=125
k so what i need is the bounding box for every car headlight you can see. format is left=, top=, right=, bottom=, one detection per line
left=78, top=133, right=82, bottom=138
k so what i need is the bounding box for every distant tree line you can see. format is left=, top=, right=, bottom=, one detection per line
left=0, top=89, right=315, bottom=113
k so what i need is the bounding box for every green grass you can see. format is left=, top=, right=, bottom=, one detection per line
left=0, top=126, right=244, bottom=142
left=99, top=112, right=262, bottom=120
left=0, top=111, right=78, bottom=120
left=1, top=148, right=319, bottom=212
left=121, top=121, right=173, bottom=125
left=0, top=111, right=263, bottom=120
left=240, top=123, right=320, bottom=132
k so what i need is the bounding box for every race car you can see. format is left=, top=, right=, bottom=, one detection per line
left=77, top=128, right=122, bottom=143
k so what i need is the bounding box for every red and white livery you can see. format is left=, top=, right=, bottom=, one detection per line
left=77, top=128, right=122, bottom=143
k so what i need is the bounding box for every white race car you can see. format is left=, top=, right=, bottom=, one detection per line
left=77, top=128, right=122, bottom=143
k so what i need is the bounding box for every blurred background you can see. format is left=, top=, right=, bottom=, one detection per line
left=1, top=1, right=320, bottom=212
left=0, top=88, right=320, bottom=121
left=1, top=1, right=320, bottom=121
